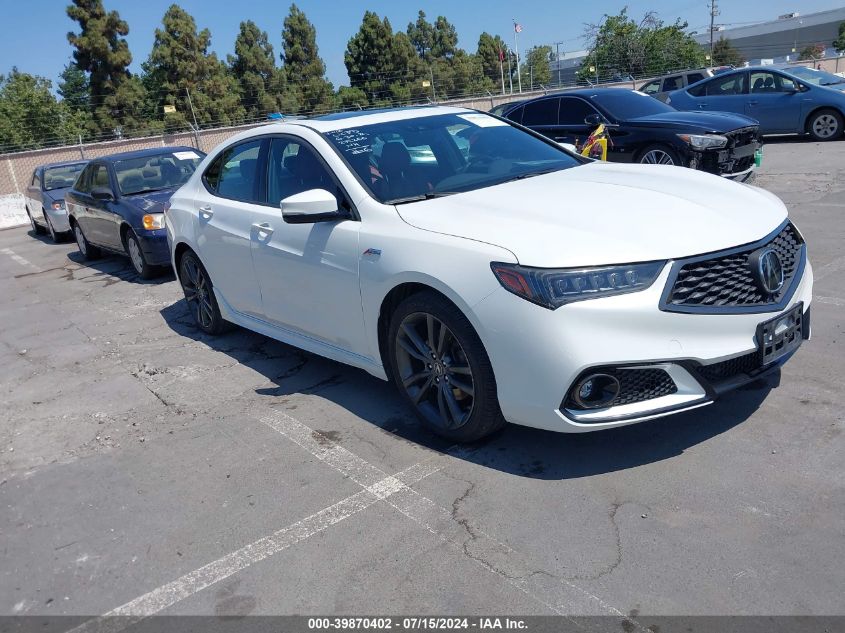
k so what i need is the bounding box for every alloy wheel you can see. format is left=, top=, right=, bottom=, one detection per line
left=641, top=149, right=675, bottom=165
left=394, top=312, right=475, bottom=430
left=812, top=114, right=839, bottom=139
left=127, top=236, right=144, bottom=274
left=74, top=226, right=87, bottom=256
left=180, top=257, right=214, bottom=330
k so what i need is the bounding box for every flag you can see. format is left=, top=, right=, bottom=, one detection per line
left=513, top=22, right=523, bottom=33
left=498, top=48, right=505, bottom=62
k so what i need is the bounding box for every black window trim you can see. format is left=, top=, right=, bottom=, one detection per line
left=521, top=95, right=561, bottom=127
left=558, top=95, right=602, bottom=126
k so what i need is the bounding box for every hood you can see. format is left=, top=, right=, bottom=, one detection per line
left=122, top=188, right=176, bottom=213
left=625, top=110, right=758, bottom=132
left=43, top=187, right=72, bottom=203
left=396, top=162, right=787, bottom=268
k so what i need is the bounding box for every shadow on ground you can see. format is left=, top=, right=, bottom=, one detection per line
left=66, top=250, right=175, bottom=285
left=160, top=298, right=775, bottom=481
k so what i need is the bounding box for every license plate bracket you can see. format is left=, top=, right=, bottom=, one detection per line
left=756, top=302, right=804, bottom=366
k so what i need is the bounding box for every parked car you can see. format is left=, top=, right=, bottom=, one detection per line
left=24, top=160, right=87, bottom=242
left=666, top=66, right=845, bottom=140
left=496, top=88, right=761, bottom=181
left=166, top=106, right=811, bottom=441
left=638, top=68, right=716, bottom=102
left=65, top=146, right=205, bottom=278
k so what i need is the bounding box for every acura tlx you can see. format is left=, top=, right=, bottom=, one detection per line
left=165, top=105, right=812, bottom=442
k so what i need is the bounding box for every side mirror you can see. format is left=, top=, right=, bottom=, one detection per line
left=584, top=113, right=604, bottom=126
left=91, top=187, right=114, bottom=201
left=280, top=188, right=344, bottom=224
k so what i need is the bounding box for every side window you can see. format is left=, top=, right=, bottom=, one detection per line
left=204, top=139, right=263, bottom=202
left=75, top=165, right=93, bottom=193
left=662, top=76, right=682, bottom=92
left=90, top=164, right=110, bottom=191
left=686, top=72, right=705, bottom=84
left=522, top=98, right=560, bottom=126
left=640, top=80, right=661, bottom=95
left=558, top=97, right=597, bottom=125
left=750, top=71, right=798, bottom=93
left=266, top=138, right=336, bottom=207
left=506, top=105, right=524, bottom=125
left=706, top=73, right=746, bottom=96
left=32, top=171, right=41, bottom=189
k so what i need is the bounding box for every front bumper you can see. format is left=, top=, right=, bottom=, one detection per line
left=472, top=258, right=813, bottom=433
left=135, top=229, right=170, bottom=266
left=686, top=129, right=762, bottom=180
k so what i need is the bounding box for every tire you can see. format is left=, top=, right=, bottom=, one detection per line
left=387, top=290, right=506, bottom=442
left=806, top=108, right=843, bottom=142
left=72, top=222, right=101, bottom=260
left=638, top=144, right=681, bottom=166
left=44, top=214, right=62, bottom=243
left=124, top=230, right=157, bottom=279
left=27, top=209, right=45, bottom=235
left=178, top=251, right=228, bottom=335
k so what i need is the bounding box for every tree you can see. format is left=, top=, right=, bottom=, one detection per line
left=407, top=10, right=434, bottom=60
left=522, top=45, right=553, bottom=88
left=346, top=11, right=425, bottom=105
left=66, top=0, right=142, bottom=136
left=143, top=4, right=244, bottom=131
left=476, top=33, right=509, bottom=89
left=579, top=9, right=704, bottom=82
left=0, top=70, right=85, bottom=151
left=835, top=22, right=845, bottom=55
left=281, top=4, right=335, bottom=114
left=230, top=20, right=278, bottom=120
left=711, top=36, right=744, bottom=66
left=799, top=43, right=826, bottom=61
left=58, top=60, right=90, bottom=113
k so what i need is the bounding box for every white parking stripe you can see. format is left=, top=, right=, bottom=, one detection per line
left=817, top=295, right=845, bottom=307
left=67, top=459, right=442, bottom=633
left=814, top=255, right=845, bottom=282
left=0, top=247, right=40, bottom=272
left=260, top=411, right=641, bottom=626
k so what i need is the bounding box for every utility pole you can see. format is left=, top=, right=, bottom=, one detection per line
left=554, top=41, right=563, bottom=87
left=507, top=51, right=513, bottom=94
left=513, top=20, right=523, bottom=93
left=429, top=66, right=436, bottom=102
left=185, top=87, right=202, bottom=151
left=709, top=0, right=719, bottom=64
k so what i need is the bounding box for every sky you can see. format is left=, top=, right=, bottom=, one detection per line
left=2, top=0, right=844, bottom=90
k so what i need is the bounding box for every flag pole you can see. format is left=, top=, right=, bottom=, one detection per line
left=498, top=49, right=506, bottom=95
left=513, top=20, right=523, bottom=93
left=506, top=49, right=513, bottom=94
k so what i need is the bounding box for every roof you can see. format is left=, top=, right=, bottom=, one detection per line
left=285, top=105, right=472, bottom=132
left=93, top=145, right=200, bottom=163
left=499, top=88, right=639, bottom=110
left=39, top=159, right=88, bottom=171
left=692, top=7, right=845, bottom=44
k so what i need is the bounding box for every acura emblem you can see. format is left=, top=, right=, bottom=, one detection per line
left=749, top=248, right=784, bottom=295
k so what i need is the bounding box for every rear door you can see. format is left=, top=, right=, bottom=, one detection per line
left=694, top=71, right=749, bottom=115
left=192, top=138, right=266, bottom=318
left=26, top=171, right=43, bottom=224
left=520, top=97, right=561, bottom=140
left=745, top=70, right=803, bottom=133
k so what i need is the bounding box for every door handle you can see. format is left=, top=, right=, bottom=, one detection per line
left=252, top=222, right=274, bottom=235
left=199, top=205, right=213, bottom=219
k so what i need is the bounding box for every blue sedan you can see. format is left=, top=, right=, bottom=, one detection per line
left=666, top=65, right=845, bottom=141
left=65, top=146, right=205, bottom=278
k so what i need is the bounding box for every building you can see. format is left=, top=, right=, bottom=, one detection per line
left=694, top=7, right=845, bottom=63
left=549, top=50, right=589, bottom=87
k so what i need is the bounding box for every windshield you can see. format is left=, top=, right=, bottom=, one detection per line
left=43, top=163, right=86, bottom=191
left=115, top=149, right=205, bottom=196
left=592, top=90, right=676, bottom=120
left=322, top=112, right=580, bottom=204
left=782, top=66, right=845, bottom=86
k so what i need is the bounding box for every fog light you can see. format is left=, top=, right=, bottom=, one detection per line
left=571, top=373, right=621, bottom=409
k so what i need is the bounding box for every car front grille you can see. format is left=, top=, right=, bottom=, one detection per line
left=725, top=125, right=759, bottom=149
left=662, top=223, right=805, bottom=312
left=695, top=351, right=761, bottom=383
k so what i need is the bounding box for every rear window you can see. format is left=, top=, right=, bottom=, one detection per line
left=43, top=163, right=86, bottom=191
left=115, top=149, right=204, bottom=196
left=522, top=98, right=560, bottom=126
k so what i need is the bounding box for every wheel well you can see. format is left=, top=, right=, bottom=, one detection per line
left=805, top=106, right=844, bottom=132
left=376, top=282, right=454, bottom=377
left=67, top=215, right=78, bottom=228
left=119, top=223, right=132, bottom=246
left=172, top=242, right=194, bottom=280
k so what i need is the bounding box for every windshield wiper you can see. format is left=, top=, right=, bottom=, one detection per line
left=496, top=167, right=563, bottom=185
left=389, top=191, right=459, bottom=205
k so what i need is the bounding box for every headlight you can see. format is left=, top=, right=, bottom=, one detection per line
left=677, top=133, right=728, bottom=150
left=51, top=200, right=65, bottom=211
left=142, top=213, right=165, bottom=230
left=491, top=261, right=665, bottom=309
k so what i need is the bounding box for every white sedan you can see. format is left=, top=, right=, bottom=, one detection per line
left=165, top=105, right=812, bottom=441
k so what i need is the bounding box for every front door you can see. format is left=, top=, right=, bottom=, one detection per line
left=249, top=136, right=365, bottom=355
left=693, top=71, right=749, bottom=115
left=193, top=138, right=266, bottom=318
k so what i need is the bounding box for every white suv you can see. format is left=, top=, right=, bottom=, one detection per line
left=165, top=106, right=812, bottom=441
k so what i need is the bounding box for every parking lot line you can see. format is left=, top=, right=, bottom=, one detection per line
left=259, top=410, right=642, bottom=626
left=0, top=247, right=40, bottom=272
left=814, top=255, right=845, bottom=282
left=66, top=458, right=444, bottom=633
